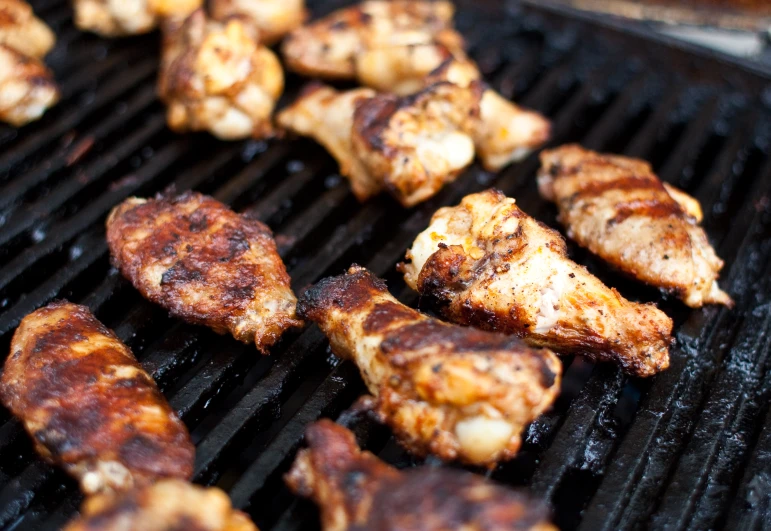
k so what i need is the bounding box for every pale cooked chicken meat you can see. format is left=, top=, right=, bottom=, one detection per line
left=0, top=44, right=58, bottom=126
left=64, top=479, right=258, bottom=531
left=73, top=0, right=201, bottom=37
left=286, top=420, right=558, bottom=531
left=538, top=145, right=732, bottom=308
left=425, top=57, right=552, bottom=171
left=282, top=0, right=463, bottom=80
left=0, top=0, right=55, bottom=59
left=401, top=189, right=673, bottom=377
left=351, top=81, right=482, bottom=207
left=1, top=302, right=194, bottom=495
left=106, top=191, right=302, bottom=353
left=276, top=83, right=379, bottom=201
left=297, top=266, right=561, bottom=465
left=158, top=9, right=283, bottom=140
left=211, top=0, right=306, bottom=45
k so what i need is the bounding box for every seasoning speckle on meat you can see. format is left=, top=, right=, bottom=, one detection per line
left=1, top=301, right=194, bottom=495
left=285, top=419, right=557, bottom=531
left=297, top=266, right=561, bottom=465
left=73, top=0, right=201, bottom=37
left=106, top=191, right=302, bottom=353
left=0, top=43, right=58, bottom=126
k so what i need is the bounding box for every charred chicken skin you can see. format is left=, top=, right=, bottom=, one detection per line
left=106, top=191, right=302, bottom=353
left=538, top=145, right=732, bottom=308
left=0, top=43, right=58, bottom=126
left=73, top=0, right=201, bottom=37
left=64, top=479, right=258, bottom=531
left=285, top=419, right=557, bottom=531
left=401, top=189, right=673, bottom=377
left=276, top=83, right=379, bottom=201
left=0, top=0, right=55, bottom=59
left=351, top=81, right=482, bottom=207
left=158, top=9, right=284, bottom=140
left=297, top=266, right=561, bottom=465
left=282, top=0, right=463, bottom=81
left=1, top=302, right=194, bottom=495
left=211, top=0, right=306, bottom=45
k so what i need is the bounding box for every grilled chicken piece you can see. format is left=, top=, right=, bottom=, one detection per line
left=351, top=81, right=482, bottom=207
left=1, top=302, right=194, bottom=495
left=297, top=266, right=561, bottom=465
left=286, top=420, right=557, bottom=531
left=158, top=9, right=283, bottom=140
left=538, top=145, right=732, bottom=308
left=276, top=84, right=379, bottom=201
left=282, top=0, right=463, bottom=80
left=0, top=0, right=55, bottom=59
left=0, top=44, right=58, bottom=126
left=106, top=191, right=301, bottom=353
left=425, top=57, right=551, bottom=171
left=64, top=479, right=258, bottom=531
left=211, top=0, right=306, bottom=45
left=401, top=189, right=673, bottom=377
left=73, top=0, right=201, bottom=37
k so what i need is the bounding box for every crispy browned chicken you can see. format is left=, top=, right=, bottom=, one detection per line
left=282, top=0, right=463, bottom=80
left=297, top=266, right=561, bottom=465
left=351, top=81, right=482, bottom=207
left=0, top=0, right=55, bottom=59
left=211, top=0, right=306, bottom=45
left=0, top=44, right=59, bottom=126
left=276, top=83, right=379, bottom=201
left=401, top=189, right=673, bottom=377
left=286, top=420, right=557, bottom=531
left=64, top=479, right=258, bottom=531
left=73, top=0, right=201, bottom=37
left=0, top=301, right=194, bottom=495
left=158, top=9, right=283, bottom=140
left=106, top=191, right=301, bottom=353
left=538, top=145, right=732, bottom=308
left=424, top=57, right=552, bottom=171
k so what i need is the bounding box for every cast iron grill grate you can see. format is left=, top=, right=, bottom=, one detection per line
left=0, top=0, right=770, bottom=529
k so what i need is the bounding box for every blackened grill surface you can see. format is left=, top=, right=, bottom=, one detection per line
left=0, top=1, right=770, bottom=530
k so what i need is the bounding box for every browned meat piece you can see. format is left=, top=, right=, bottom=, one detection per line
left=350, top=81, right=482, bottom=207
left=401, top=189, right=673, bottom=377
left=1, top=302, right=194, bottom=495
left=0, top=0, right=55, bottom=59
left=297, top=266, right=561, bottom=465
left=282, top=0, right=463, bottom=80
left=106, top=191, right=302, bottom=353
left=211, top=0, right=306, bottom=45
left=73, top=0, right=201, bottom=37
left=64, top=479, right=258, bottom=531
left=0, top=43, right=58, bottom=126
left=158, top=9, right=284, bottom=140
left=285, top=419, right=557, bottom=531
left=538, top=144, right=732, bottom=308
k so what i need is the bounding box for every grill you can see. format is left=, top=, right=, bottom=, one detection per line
left=1, top=0, right=770, bottom=529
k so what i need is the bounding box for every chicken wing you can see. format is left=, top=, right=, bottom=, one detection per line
left=158, top=9, right=283, bottom=140
left=282, top=0, right=463, bottom=80
left=211, top=0, right=306, bottom=45
left=401, top=189, right=673, bottom=377
left=64, top=479, right=258, bottom=531
left=538, top=145, right=732, bottom=308
left=425, top=57, right=552, bottom=171
left=286, top=419, right=557, bottom=531
left=1, top=302, right=194, bottom=495
left=0, top=44, right=58, bottom=126
left=73, top=0, right=201, bottom=37
left=351, top=81, right=482, bottom=207
left=106, top=191, right=301, bottom=353
left=297, top=266, right=561, bottom=465
left=276, top=83, right=379, bottom=201
left=0, top=0, right=55, bottom=59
